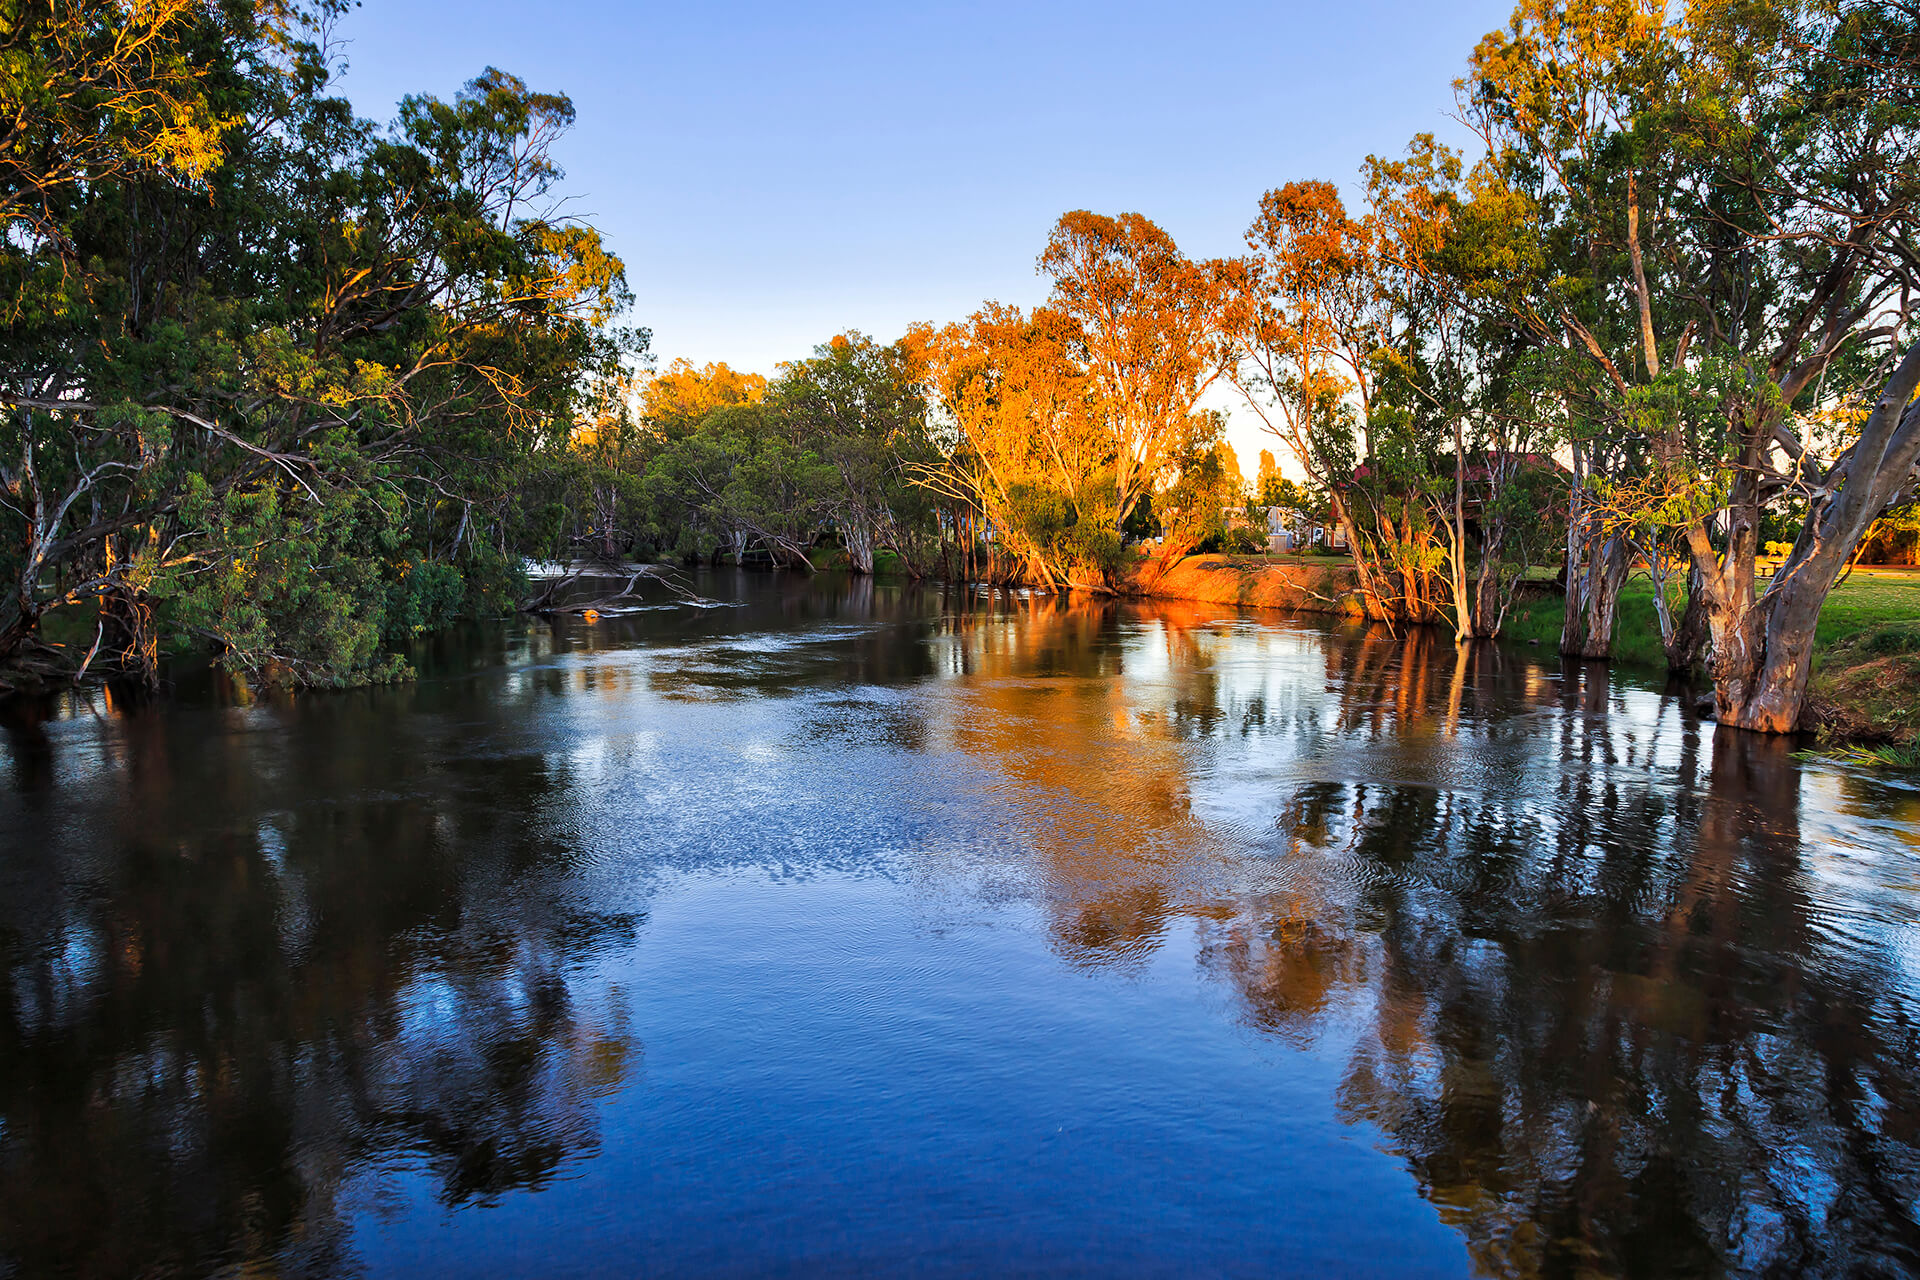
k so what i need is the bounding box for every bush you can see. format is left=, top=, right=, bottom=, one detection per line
left=1222, top=525, right=1266, bottom=555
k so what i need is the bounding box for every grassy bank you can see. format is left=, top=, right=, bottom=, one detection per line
left=1500, top=579, right=1673, bottom=668
left=1502, top=568, right=1920, bottom=745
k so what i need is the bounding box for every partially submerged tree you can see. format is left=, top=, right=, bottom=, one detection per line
left=1663, top=0, right=1920, bottom=730
left=1463, top=0, right=1920, bottom=730
left=776, top=332, right=940, bottom=576
left=924, top=303, right=1109, bottom=588
left=643, top=404, right=831, bottom=569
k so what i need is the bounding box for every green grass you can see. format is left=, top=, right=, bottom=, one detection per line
left=1500, top=578, right=1674, bottom=669
left=1795, top=741, right=1920, bottom=769
left=1805, top=569, right=1920, bottom=651
left=1488, top=566, right=1920, bottom=748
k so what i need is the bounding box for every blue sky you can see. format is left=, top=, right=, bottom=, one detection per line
left=332, top=0, right=1514, bottom=464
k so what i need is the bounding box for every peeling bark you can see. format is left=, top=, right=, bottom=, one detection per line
left=1695, top=340, right=1920, bottom=732
left=1561, top=525, right=1630, bottom=660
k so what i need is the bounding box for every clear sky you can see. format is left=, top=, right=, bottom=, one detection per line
left=331, top=0, right=1516, bottom=469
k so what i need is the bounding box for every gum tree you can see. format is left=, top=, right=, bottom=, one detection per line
left=0, top=1, right=634, bottom=686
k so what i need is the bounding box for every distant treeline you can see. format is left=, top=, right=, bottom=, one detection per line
left=3, top=0, right=1917, bottom=740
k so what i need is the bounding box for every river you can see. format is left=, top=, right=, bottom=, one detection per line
left=1, top=572, right=1916, bottom=1277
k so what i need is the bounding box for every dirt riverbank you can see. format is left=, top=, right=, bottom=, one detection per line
left=1128, top=554, right=1363, bottom=615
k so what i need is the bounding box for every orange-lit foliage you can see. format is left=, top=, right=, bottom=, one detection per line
left=1040, top=211, right=1232, bottom=530
left=1225, top=181, right=1396, bottom=619
left=638, top=359, right=768, bottom=438
left=925, top=304, right=1100, bottom=588
left=924, top=212, right=1231, bottom=590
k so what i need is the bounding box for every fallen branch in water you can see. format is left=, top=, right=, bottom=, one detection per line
left=519, top=564, right=715, bottom=615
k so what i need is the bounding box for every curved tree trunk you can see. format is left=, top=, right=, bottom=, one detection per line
left=1696, top=340, right=1920, bottom=732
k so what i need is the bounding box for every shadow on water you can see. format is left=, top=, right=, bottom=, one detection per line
left=0, top=572, right=1916, bottom=1277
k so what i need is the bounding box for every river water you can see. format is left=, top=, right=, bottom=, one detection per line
left=1, top=572, right=1916, bottom=1278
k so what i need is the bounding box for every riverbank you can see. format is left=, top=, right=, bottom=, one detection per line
left=1129, top=554, right=1920, bottom=749
left=1507, top=568, right=1920, bottom=749
left=1130, top=553, right=1365, bottom=615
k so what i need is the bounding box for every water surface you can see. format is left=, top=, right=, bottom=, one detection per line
left=2, top=573, right=1917, bottom=1277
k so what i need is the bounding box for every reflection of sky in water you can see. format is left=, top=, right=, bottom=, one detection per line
left=1, top=575, right=1917, bottom=1277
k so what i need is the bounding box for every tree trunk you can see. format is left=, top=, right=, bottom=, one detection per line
left=103, top=587, right=160, bottom=689
left=1697, top=339, right=1920, bottom=732
left=1449, top=418, right=1473, bottom=640
left=844, top=515, right=876, bottom=575
left=1665, top=562, right=1708, bottom=674
left=1469, top=496, right=1517, bottom=639
left=1561, top=526, right=1629, bottom=659
left=1472, top=561, right=1505, bottom=640
left=0, top=607, right=37, bottom=670
left=1331, top=492, right=1391, bottom=624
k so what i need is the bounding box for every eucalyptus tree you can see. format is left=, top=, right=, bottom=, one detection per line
left=1365, top=140, right=1570, bottom=641
left=1039, top=211, right=1231, bottom=545
left=775, top=332, right=940, bottom=575
left=923, top=303, right=1104, bottom=588
left=922, top=212, right=1229, bottom=591
left=1459, top=0, right=1693, bottom=659
left=0, top=2, right=635, bottom=687
left=1222, top=180, right=1399, bottom=621
left=1661, top=0, right=1920, bottom=731
left=1463, top=0, right=1920, bottom=729
left=643, top=404, right=833, bottom=569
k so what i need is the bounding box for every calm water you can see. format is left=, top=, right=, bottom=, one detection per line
left=2, top=573, right=1918, bottom=1278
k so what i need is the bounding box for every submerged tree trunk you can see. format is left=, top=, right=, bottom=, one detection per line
left=1561, top=524, right=1630, bottom=659
left=101, top=584, right=160, bottom=689
left=1448, top=417, right=1473, bottom=641
left=0, top=596, right=39, bottom=670
left=1471, top=552, right=1522, bottom=640
left=1694, top=340, right=1920, bottom=732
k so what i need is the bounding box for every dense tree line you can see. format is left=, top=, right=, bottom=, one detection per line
left=4, top=0, right=1915, bottom=742
left=518, top=337, right=949, bottom=576
left=0, top=0, right=634, bottom=688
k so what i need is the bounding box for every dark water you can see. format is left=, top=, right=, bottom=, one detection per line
left=2, top=574, right=1918, bottom=1279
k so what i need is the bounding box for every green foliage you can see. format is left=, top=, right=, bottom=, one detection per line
left=772, top=332, right=943, bottom=574
left=513, top=331, right=945, bottom=577
left=644, top=404, right=832, bottom=565
left=0, top=10, right=636, bottom=688
left=1121, top=490, right=1158, bottom=541
left=1218, top=525, right=1268, bottom=556
left=1800, top=742, right=1920, bottom=770
left=1256, top=474, right=1324, bottom=521
left=161, top=482, right=409, bottom=688
left=1151, top=418, right=1250, bottom=564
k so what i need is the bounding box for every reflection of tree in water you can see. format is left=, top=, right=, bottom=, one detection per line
left=972, top=609, right=1919, bottom=1276
left=932, top=594, right=1241, bottom=971
left=8, top=583, right=1916, bottom=1278
left=1212, top=724, right=1919, bottom=1278
left=0, top=697, right=639, bottom=1278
